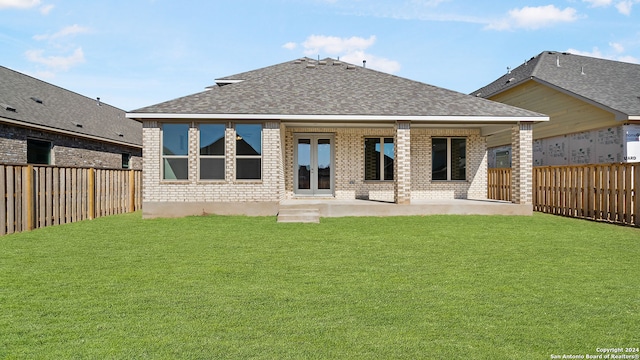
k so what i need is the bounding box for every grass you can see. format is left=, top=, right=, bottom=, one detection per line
left=0, top=213, right=638, bottom=359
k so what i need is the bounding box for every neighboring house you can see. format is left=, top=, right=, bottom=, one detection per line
left=0, top=65, right=142, bottom=169
left=127, top=57, right=547, bottom=218
left=473, top=51, right=640, bottom=168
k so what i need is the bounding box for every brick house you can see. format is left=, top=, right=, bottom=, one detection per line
left=127, top=58, right=547, bottom=218
left=0, top=65, right=142, bottom=169
left=473, top=51, right=640, bottom=167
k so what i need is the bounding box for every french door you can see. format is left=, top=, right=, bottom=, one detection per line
left=294, top=134, right=334, bottom=196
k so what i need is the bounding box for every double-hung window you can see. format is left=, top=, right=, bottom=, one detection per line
left=432, top=137, right=466, bottom=181
left=364, top=137, right=394, bottom=180
left=162, top=123, right=189, bottom=180
left=235, top=124, right=262, bottom=180
left=199, top=124, right=225, bottom=180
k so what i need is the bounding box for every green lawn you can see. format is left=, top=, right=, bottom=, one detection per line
left=1, top=213, right=638, bottom=359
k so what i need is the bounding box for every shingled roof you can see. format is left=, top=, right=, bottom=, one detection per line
left=129, top=57, right=545, bottom=121
left=473, top=51, right=640, bottom=120
left=0, top=66, right=141, bottom=147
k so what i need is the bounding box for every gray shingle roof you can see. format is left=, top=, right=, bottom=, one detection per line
left=473, top=51, right=640, bottom=118
left=0, top=66, right=141, bottom=147
left=131, top=58, right=544, bottom=119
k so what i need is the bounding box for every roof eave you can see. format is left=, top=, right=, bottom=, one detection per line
left=126, top=112, right=548, bottom=123
left=531, top=78, right=631, bottom=121
left=0, top=116, right=142, bottom=149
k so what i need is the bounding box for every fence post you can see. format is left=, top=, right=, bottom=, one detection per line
left=129, top=169, right=136, bottom=213
left=24, top=165, right=34, bottom=231
left=635, top=164, right=639, bottom=227
left=88, top=168, right=95, bottom=220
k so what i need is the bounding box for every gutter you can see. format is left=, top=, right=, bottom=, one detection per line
left=126, top=113, right=549, bottom=123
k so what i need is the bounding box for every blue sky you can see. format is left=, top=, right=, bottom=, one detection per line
left=1, top=0, right=639, bottom=111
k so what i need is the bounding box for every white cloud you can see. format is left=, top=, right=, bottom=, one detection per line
left=566, top=46, right=640, bottom=63
left=340, top=51, right=401, bottom=73
left=617, top=54, right=640, bottom=63
left=583, top=0, right=639, bottom=15
left=39, top=3, right=53, bottom=14
left=487, top=5, right=579, bottom=30
left=282, top=42, right=297, bottom=50
left=285, top=34, right=400, bottom=74
left=583, top=0, right=613, bottom=7
left=25, top=47, right=85, bottom=71
left=0, top=0, right=40, bottom=9
left=301, top=35, right=377, bottom=56
left=34, top=24, right=89, bottom=41
left=566, top=47, right=605, bottom=58
left=609, top=42, right=625, bottom=53
left=615, top=0, right=634, bottom=14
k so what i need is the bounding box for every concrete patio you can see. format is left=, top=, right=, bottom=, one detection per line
left=277, top=198, right=532, bottom=222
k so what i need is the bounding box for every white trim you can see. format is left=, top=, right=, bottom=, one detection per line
left=628, top=116, right=640, bottom=121
left=127, top=112, right=549, bottom=123
left=0, top=116, right=142, bottom=149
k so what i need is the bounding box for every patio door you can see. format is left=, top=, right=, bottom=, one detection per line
left=294, top=134, right=334, bottom=196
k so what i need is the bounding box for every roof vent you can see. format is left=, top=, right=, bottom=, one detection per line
left=556, top=56, right=561, bottom=67
left=346, top=64, right=356, bottom=70
left=30, top=97, right=43, bottom=104
left=363, top=60, right=366, bottom=68
left=506, top=77, right=515, bottom=84
left=318, top=60, right=327, bottom=65
left=96, top=97, right=102, bottom=106
left=333, top=61, right=342, bottom=65
left=581, top=66, right=585, bottom=75
left=507, top=66, right=511, bottom=74
left=1, top=103, right=16, bottom=112
left=73, top=122, right=83, bottom=128
left=306, top=63, right=316, bottom=69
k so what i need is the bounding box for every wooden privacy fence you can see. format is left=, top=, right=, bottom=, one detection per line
left=488, top=164, right=639, bottom=227
left=487, top=167, right=511, bottom=201
left=1, top=164, right=142, bottom=235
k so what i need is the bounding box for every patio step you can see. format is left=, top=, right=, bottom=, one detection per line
left=277, top=207, right=320, bottom=223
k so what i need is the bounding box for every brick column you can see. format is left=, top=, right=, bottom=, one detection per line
left=511, top=122, right=533, bottom=205
left=142, top=121, right=159, bottom=203
left=394, top=121, right=411, bottom=204
left=263, top=121, right=285, bottom=201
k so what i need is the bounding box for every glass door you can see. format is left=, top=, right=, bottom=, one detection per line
left=294, top=134, right=334, bottom=196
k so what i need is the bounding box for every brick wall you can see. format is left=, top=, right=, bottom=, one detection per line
left=143, top=122, right=490, bottom=206
left=284, top=126, right=487, bottom=201
left=0, top=123, right=142, bottom=169
left=143, top=121, right=284, bottom=204
left=410, top=128, right=487, bottom=200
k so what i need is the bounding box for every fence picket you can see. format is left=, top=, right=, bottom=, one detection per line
left=489, top=164, right=638, bottom=227
left=1, top=164, right=141, bottom=235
